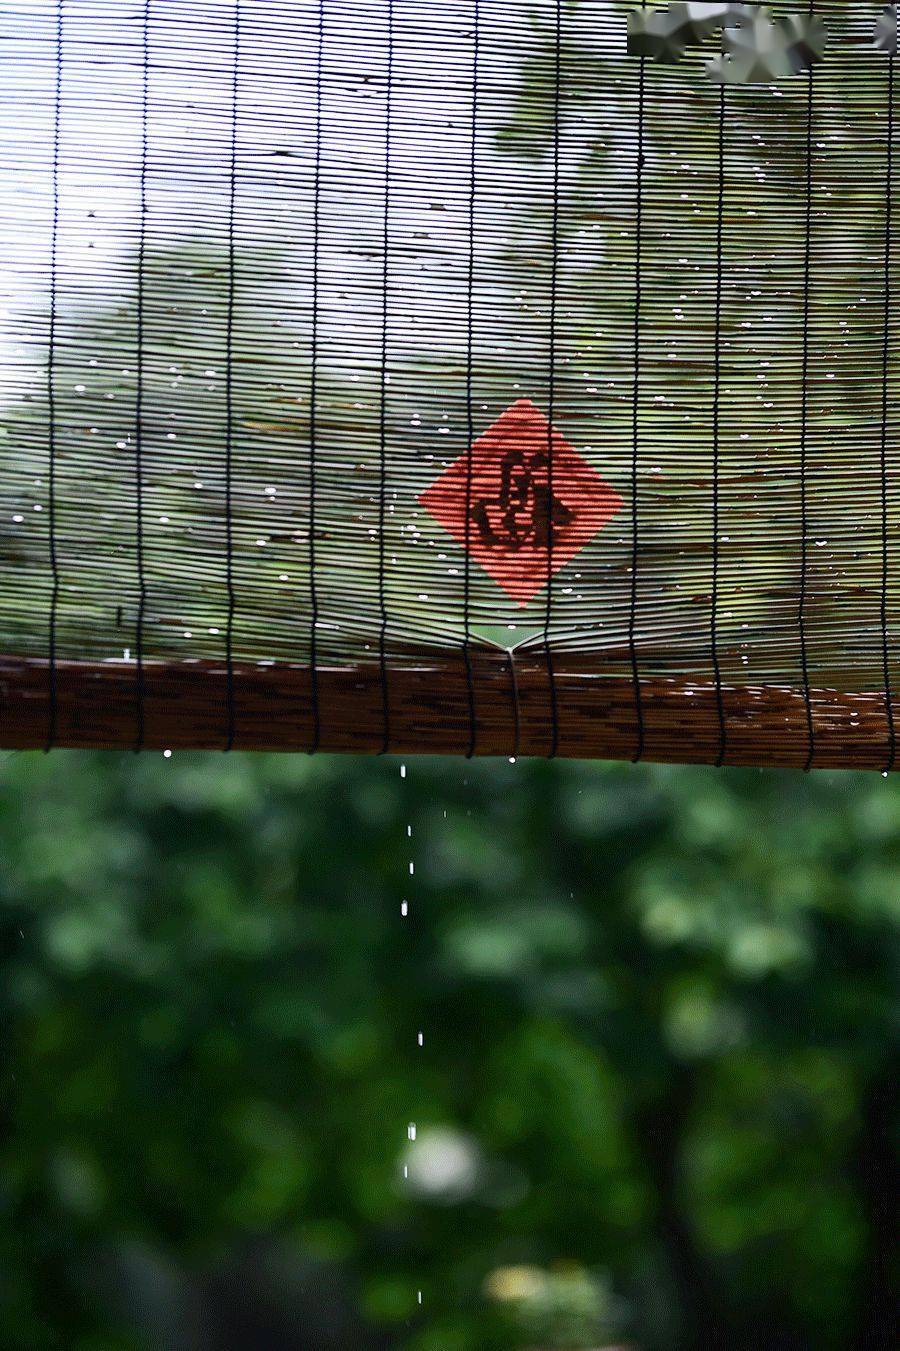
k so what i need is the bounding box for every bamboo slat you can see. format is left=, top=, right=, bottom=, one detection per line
left=1, top=651, right=896, bottom=770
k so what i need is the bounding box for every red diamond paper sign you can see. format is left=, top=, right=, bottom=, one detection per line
left=419, top=398, right=623, bottom=607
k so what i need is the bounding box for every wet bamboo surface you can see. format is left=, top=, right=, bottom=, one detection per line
left=1, top=651, right=896, bottom=771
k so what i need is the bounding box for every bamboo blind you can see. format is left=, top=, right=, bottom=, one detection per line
left=1, top=1, right=899, bottom=768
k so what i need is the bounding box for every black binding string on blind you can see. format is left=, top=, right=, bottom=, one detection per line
left=223, top=0, right=240, bottom=752
left=629, top=8, right=646, bottom=765
left=45, top=0, right=63, bottom=752
left=881, top=50, right=896, bottom=775
left=711, top=83, right=727, bottom=767
left=461, top=0, right=479, bottom=760
left=133, top=0, right=150, bottom=753
left=308, top=0, right=325, bottom=754
left=798, top=2, right=816, bottom=773
left=377, top=0, right=393, bottom=755
left=543, top=0, right=562, bottom=760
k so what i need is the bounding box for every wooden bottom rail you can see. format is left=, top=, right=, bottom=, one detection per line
left=0, top=652, right=896, bottom=770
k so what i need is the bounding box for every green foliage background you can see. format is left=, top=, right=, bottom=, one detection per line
left=0, top=752, right=896, bottom=1349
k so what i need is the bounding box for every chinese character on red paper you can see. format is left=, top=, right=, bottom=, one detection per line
left=419, top=398, right=623, bottom=606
